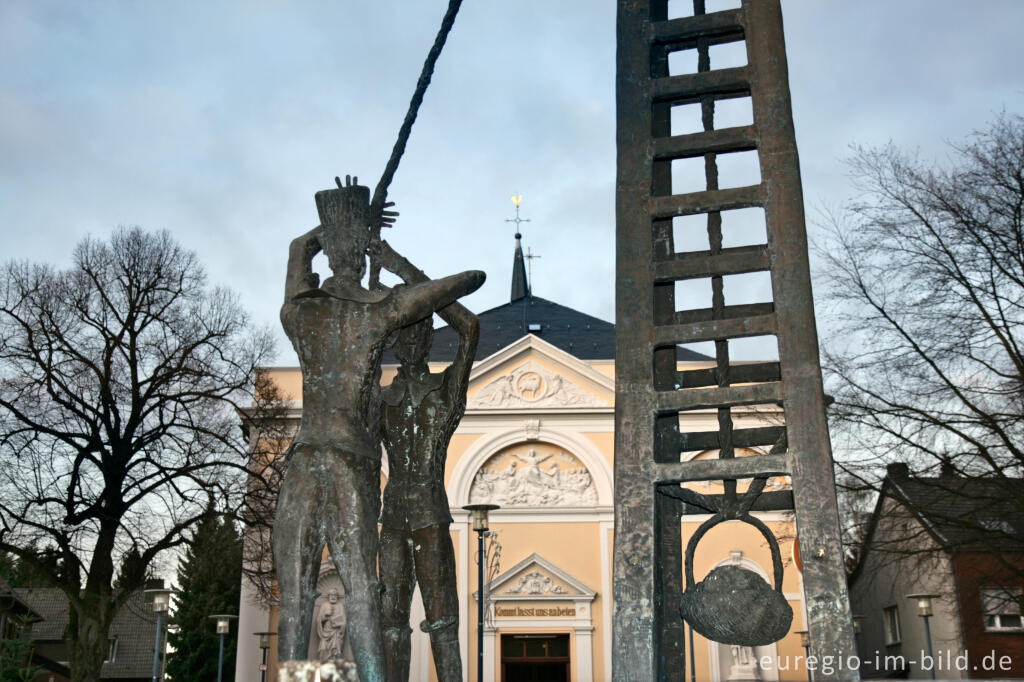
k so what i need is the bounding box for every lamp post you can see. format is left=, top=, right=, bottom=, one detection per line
left=464, top=504, right=499, bottom=682
left=795, top=630, right=811, bottom=682
left=907, top=593, right=939, bottom=680
left=208, top=615, right=238, bottom=682
left=144, top=587, right=174, bottom=682
left=255, top=632, right=276, bottom=682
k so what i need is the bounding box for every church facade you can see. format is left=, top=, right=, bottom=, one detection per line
left=236, top=246, right=813, bottom=681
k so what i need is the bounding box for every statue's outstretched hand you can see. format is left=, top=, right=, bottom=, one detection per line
left=375, top=200, right=399, bottom=229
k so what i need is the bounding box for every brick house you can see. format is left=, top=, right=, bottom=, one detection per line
left=849, top=463, right=1024, bottom=679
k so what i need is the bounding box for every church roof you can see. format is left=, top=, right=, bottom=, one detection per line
left=414, top=295, right=711, bottom=363
left=382, top=225, right=712, bottom=364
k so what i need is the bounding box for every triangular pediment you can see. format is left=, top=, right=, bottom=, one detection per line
left=466, top=335, right=613, bottom=410
left=489, top=552, right=596, bottom=601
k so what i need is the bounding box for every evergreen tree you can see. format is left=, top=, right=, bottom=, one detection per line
left=0, top=543, right=60, bottom=588
left=166, top=515, right=243, bottom=682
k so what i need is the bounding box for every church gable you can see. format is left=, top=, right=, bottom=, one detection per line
left=490, top=553, right=596, bottom=601
left=466, top=335, right=613, bottom=410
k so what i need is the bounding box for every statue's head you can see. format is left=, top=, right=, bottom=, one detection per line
left=326, top=588, right=340, bottom=603
left=391, top=317, right=434, bottom=367
left=315, top=180, right=372, bottom=281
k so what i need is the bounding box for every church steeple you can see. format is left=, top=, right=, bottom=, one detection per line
left=506, top=193, right=530, bottom=302
left=511, top=231, right=528, bottom=302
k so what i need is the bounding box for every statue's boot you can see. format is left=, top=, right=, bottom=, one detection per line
left=422, top=618, right=462, bottom=682
left=382, top=625, right=411, bottom=682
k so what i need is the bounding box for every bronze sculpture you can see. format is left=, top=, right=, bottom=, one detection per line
left=273, top=177, right=484, bottom=681
left=374, top=242, right=479, bottom=682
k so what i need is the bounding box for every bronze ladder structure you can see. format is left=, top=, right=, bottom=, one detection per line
left=612, top=1, right=857, bottom=679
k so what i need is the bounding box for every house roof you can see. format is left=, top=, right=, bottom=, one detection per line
left=885, top=467, right=1024, bottom=551
left=13, top=587, right=159, bottom=679
left=0, top=575, right=42, bottom=624
left=852, top=463, right=1024, bottom=581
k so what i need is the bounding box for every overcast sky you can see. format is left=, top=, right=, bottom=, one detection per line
left=3, top=1, right=1023, bottom=365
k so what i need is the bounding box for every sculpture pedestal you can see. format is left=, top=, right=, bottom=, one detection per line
left=278, top=660, right=359, bottom=682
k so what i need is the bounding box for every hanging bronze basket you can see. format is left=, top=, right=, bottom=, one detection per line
left=679, top=514, right=793, bottom=647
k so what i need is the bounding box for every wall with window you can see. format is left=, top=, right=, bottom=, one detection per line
left=951, top=552, right=1024, bottom=679
left=849, top=496, right=965, bottom=679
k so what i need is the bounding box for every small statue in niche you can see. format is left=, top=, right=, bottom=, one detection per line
left=316, top=589, right=347, bottom=661
left=374, top=239, right=480, bottom=682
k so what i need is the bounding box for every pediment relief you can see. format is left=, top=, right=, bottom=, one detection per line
left=469, top=360, right=607, bottom=409
left=467, top=335, right=613, bottom=410
left=489, top=552, right=596, bottom=601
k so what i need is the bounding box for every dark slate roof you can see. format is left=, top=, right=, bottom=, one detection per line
left=13, top=587, right=159, bottom=679
left=885, top=468, right=1024, bottom=551
left=383, top=295, right=712, bottom=364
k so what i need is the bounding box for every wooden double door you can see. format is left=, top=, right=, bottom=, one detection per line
left=500, top=634, right=570, bottom=682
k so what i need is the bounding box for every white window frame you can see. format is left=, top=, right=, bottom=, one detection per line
left=981, top=587, right=1023, bottom=632
left=883, top=605, right=901, bottom=644
left=106, top=636, right=118, bottom=663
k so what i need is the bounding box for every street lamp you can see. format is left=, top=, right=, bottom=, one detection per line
left=795, top=630, right=811, bottom=682
left=464, top=504, right=499, bottom=682
left=208, top=614, right=238, bottom=682
left=907, top=593, right=939, bottom=680
left=144, top=587, right=175, bottom=682
left=254, top=632, right=276, bottom=682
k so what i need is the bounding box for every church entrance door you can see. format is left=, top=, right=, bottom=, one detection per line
left=500, top=634, right=570, bottom=682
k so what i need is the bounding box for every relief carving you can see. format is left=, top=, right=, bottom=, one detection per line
left=469, top=362, right=605, bottom=408
left=468, top=447, right=598, bottom=507
left=504, top=570, right=569, bottom=595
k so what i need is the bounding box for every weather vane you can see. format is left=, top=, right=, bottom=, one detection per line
left=505, top=192, right=530, bottom=237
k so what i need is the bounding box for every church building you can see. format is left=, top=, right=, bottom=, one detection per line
left=235, top=233, right=812, bottom=682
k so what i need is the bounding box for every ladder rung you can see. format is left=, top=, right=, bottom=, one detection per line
left=677, top=361, right=782, bottom=389
left=652, top=66, right=750, bottom=104
left=678, top=425, right=787, bottom=452
left=653, top=125, right=757, bottom=161
left=676, top=489, right=795, bottom=515
left=653, top=244, right=769, bottom=281
left=653, top=313, right=776, bottom=346
left=653, top=452, right=791, bottom=484
left=650, top=184, right=764, bottom=219
left=675, top=303, right=774, bottom=325
left=651, top=9, right=745, bottom=48
left=655, top=381, right=783, bottom=413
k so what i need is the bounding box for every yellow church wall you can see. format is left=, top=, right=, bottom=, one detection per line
left=588, top=362, right=614, bottom=379
left=246, top=344, right=807, bottom=682
left=464, top=520, right=606, bottom=682
left=443, top=432, right=483, bottom=488
left=580, top=432, right=613, bottom=465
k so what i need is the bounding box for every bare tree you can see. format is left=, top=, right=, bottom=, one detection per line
left=816, top=113, right=1024, bottom=571
left=0, top=228, right=277, bottom=682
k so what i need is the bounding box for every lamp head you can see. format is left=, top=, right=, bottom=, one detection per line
left=209, top=614, right=237, bottom=634
left=462, top=504, right=500, bottom=532
left=907, top=593, right=938, bottom=618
